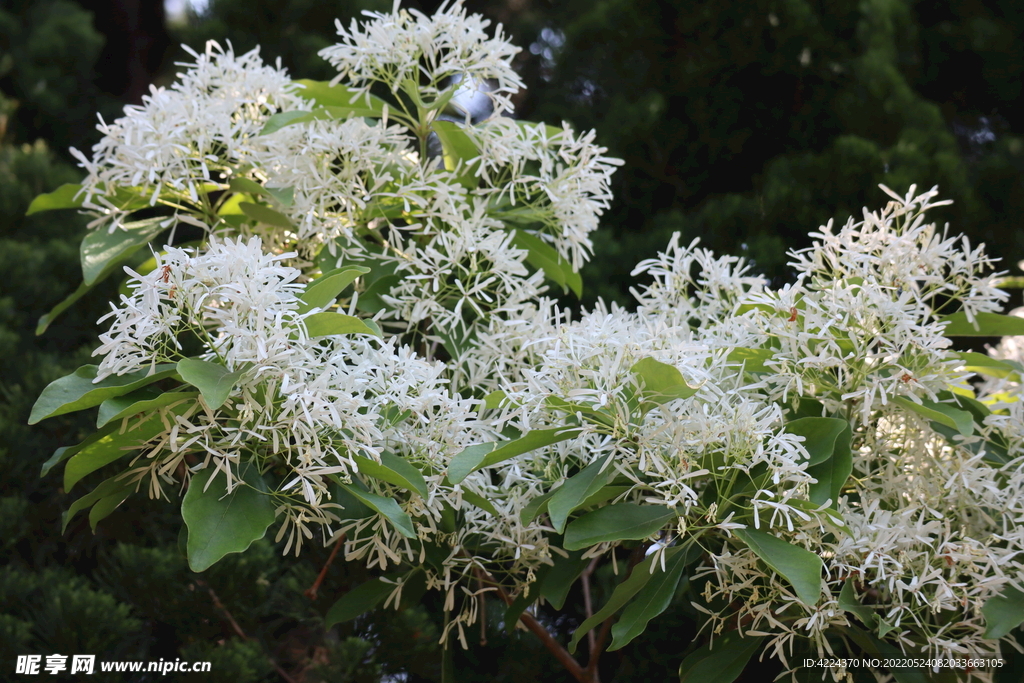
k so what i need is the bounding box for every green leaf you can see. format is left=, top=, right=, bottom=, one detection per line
left=352, top=452, right=428, bottom=498
left=539, top=551, right=590, bottom=610
left=580, top=485, right=632, bottom=510
left=957, top=352, right=1023, bottom=382
left=338, top=483, right=416, bottom=538
left=88, top=487, right=134, bottom=531
left=331, top=480, right=374, bottom=521
left=431, top=120, right=481, bottom=189
left=324, top=578, right=395, bottom=628
left=630, top=357, right=699, bottom=406
left=982, top=585, right=1024, bottom=639
left=80, top=217, right=167, bottom=285
left=520, top=489, right=556, bottom=525
left=734, top=529, right=822, bottom=606
left=545, top=396, right=615, bottom=427
left=678, top=631, right=764, bottom=683
left=260, top=110, right=315, bottom=135
left=227, top=176, right=267, bottom=197
left=62, top=473, right=134, bottom=533
left=225, top=176, right=290, bottom=204
left=892, top=397, right=974, bottom=437
left=39, top=220, right=169, bottom=334
left=510, top=229, right=583, bottom=298
left=548, top=455, right=615, bottom=534
left=299, top=266, right=371, bottom=312
left=807, top=421, right=852, bottom=506
left=355, top=273, right=402, bottom=315
left=784, top=417, right=847, bottom=466
left=481, top=390, right=507, bottom=411
left=97, top=388, right=197, bottom=428
left=568, top=552, right=661, bottom=653
left=27, top=183, right=84, bottom=214
left=177, top=359, right=244, bottom=410
left=304, top=311, right=382, bottom=338
left=29, top=364, right=177, bottom=424
left=504, top=565, right=551, bottom=633
left=41, top=422, right=118, bottom=478
left=564, top=504, right=677, bottom=551
left=447, top=427, right=582, bottom=484
left=260, top=95, right=389, bottom=134
left=838, top=579, right=878, bottom=628
left=461, top=489, right=499, bottom=516
left=182, top=463, right=276, bottom=572
left=266, top=186, right=294, bottom=206
left=727, top=347, right=774, bottom=373
left=239, top=201, right=294, bottom=228
left=940, top=312, right=1024, bottom=337
left=64, top=408, right=183, bottom=491
left=294, top=80, right=388, bottom=114
left=840, top=626, right=929, bottom=683
left=36, top=280, right=92, bottom=335
left=609, top=545, right=699, bottom=651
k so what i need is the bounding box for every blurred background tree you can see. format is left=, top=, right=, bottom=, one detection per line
left=2, top=0, right=1022, bottom=681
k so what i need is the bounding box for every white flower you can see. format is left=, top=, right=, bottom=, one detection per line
left=319, top=0, right=524, bottom=117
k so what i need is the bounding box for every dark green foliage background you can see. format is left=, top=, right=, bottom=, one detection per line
left=1, top=0, right=1021, bottom=681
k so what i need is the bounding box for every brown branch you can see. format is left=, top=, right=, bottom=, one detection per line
left=472, top=566, right=592, bottom=683
left=304, top=535, right=344, bottom=601
left=580, top=556, right=601, bottom=653
left=585, top=544, right=651, bottom=681
left=197, top=579, right=299, bottom=683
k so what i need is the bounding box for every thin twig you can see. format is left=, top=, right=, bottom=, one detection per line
left=196, top=579, right=299, bottom=683
left=472, top=566, right=592, bottom=683
left=581, top=555, right=601, bottom=653
left=305, top=534, right=344, bottom=601
left=585, top=544, right=650, bottom=681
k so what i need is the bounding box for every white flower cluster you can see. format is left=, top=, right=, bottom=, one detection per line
left=319, top=0, right=524, bottom=115
left=71, top=42, right=302, bottom=227
left=55, top=1, right=1024, bottom=675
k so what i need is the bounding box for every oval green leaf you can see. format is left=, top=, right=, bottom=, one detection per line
left=567, top=551, right=660, bottom=653
left=630, top=357, right=698, bottom=406
left=609, top=545, right=698, bottom=651
left=299, top=266, right=371, bottom=312
left=982, top=585, right=1024, bottom=639
left=734, top=528, right=822, bottom=606
left=304, top=312, right=382, bottom=338
left=447, top=427, right=582, bottom=484
left=97, top=388, right=198, bottom=428
left=939, top=312, right=1024, bottom=337
left=239, top=201, right=294, bottom=228
left=29, top=364, right=178, bottom=425
left=351, top=452, right=428, bottom=498
left=177, top=358, right=245, bottom=410
left=338, top=483, right=416, bottom=538
left=81, top=217, right=167, bottom=285
left=784, top=417, right=848, bottom=466
left=678, top=631, right=764, bottom=683
left=324, top=578, right=395, bottom=628
left=547, top=454, right=614, bottom=534
left=27, top=183, right=84, bottom=214
left=564, top=503, right=677, bottom=551
left=891, top=397, right=974, bottom=437
left=182, top=463, right=276, bottom=572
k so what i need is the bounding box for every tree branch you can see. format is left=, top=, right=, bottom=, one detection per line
left=585, top=544, right=650, bottom=681
left=304, top=534, right=344, bottom=601
left=196, top=578, right=298, bottom=683
left=581, top=556, right=601, bottom=653
left=472, top=566, right=592, bottom=683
